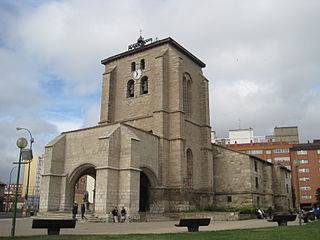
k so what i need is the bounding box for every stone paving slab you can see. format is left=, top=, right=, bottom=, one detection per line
left=0, top=217, right=300, bottom=237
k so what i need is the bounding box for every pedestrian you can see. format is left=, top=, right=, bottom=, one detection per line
left=315, top=206, right=320, bottom=220
left=112, top=207, right=118, bottom=223
left=268, top=206, right=273, bottom=219
left=81, top=203, right=87, bottom=220
left=120, top=207, right=127, bottom=223
left=72, top=203, right=78, bottom=220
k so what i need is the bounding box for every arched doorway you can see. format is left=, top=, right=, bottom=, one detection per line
left=72, top=166, right=96, bottom=213
left=139, top=171, right=150, bottom=212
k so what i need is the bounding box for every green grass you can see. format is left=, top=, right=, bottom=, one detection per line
left=2, top=221, right=320, bottom=240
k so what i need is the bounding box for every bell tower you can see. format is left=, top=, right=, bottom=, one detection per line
left=99, top=36, right=214, bottom=210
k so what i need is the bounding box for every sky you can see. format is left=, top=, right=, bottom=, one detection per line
left=0, top=0, right=320, bottom=183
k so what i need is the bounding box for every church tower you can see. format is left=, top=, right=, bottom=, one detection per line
left=99, top=37, right=214, bottom=207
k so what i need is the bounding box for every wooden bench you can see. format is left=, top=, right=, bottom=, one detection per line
left=267, top=215, right=296, bottom=226
left=175, top=218, right=211, bottom=232
left=32, top=219, right=76, bottom=235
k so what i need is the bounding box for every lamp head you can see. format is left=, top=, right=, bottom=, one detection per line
left=16, top=127, right=22, bottom=131
left=16, top=137, right=28, bottom=149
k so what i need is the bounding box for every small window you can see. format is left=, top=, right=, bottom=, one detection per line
left=297, top=150, right=308, bottom=155
left=299, top=160, right=309, bottom=164
left=131, top=62, right=136, bottom=72
left=227, top=196, right=232, bottom=202
left=286, top=184, right=289, bottom=193
left=255, top=177, right=259, bottom=188
left=140, top=76, right=148, bottom=94
left=254, top=161, right=258, bottom=172
left=257, top=196, right=260, bottom=206
left=127, top=80, right=134, bottom=98
left=140, top=59, right=145, bottom=70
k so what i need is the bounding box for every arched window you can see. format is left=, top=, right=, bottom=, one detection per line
left=140, top=59, right=145, bottom=70
left=140, top=76, right=149, bottom=95
left=127, top=80, right=135, bottom=98
left=186, top=148, right=193, bottom=188
left=131, top=62, right=136, bottom=72
left=183, top=73, right=192, bottom=116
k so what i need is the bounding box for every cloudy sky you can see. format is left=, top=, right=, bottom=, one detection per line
left=1, top=0, right=319, bottom=183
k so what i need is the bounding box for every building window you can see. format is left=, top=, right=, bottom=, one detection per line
left=227, top=196, right=232, bottom=202
left=140, top=59, right=145, bottom=70
left=274, top=157, right=290, bottom=162
left=299, top=177, right=310, bottom=182
left=300, top=186, right=311, bottom=191
left=127, top=80, right=135, bottom=98
left=286, top=184, right=289, bottom=193
left=254, top=161, right=258, bottom=172
left=297, top=150, right=308, bottom=155
left=299, top=168, right=310, bottom=173
left=301, top=195, right=312, bottom=200
left=183, top=73, right=192, bottom=116
left=274, top=148, right=289, bottom=153
left=266, top=150, right=271, bottom=154
left=186, top=149, right=193, bottom=188
left=131, top=62, right=136, bottom=72
left=255, top=177, right=259, bottom=188
left=257, top=196, right=260, bottom=206
left=140, top=76, right=149, bottom=95
left=247, top=150, right=263, bottom=154
left=299, top=160, right=309, bottom=164
left=317, top=149, right=320, bottom=154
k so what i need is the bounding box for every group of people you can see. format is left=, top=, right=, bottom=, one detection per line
left=72, top=204, right=127, bottom=222
left=72, top=203, right=87, bottom=220
left=111, top=206, right=127, bottom=223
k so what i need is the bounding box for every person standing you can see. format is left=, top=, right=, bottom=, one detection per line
left=120, top=207, right=127, bottom=223
left=81, top=203, right=87, bottom=220
left=112, top=207, right=118, bottom=223
left=315, top=206, right=320, bottom=219
left=72, top=203, right=78, bottom=220
left=268, top=206, right=273, bottom=219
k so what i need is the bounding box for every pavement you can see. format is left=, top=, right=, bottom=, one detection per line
left=0, top=217, right=302, bottom=237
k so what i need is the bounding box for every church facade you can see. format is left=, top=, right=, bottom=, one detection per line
left=39, top=37, right=291, bottom=220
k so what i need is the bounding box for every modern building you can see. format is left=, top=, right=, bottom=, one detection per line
left=39, top=36, right=292, bottom=220
left=214, top=126, right=299, bottom=145
left=291, top=140, right=320, bottom=207
left=22, top=156, right=44, bottom=209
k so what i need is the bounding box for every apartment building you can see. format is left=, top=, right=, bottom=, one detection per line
left=291, top=140, right=320, bottom=207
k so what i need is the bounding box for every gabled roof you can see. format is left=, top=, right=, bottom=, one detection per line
left=101, top=37, right=206, bottom=68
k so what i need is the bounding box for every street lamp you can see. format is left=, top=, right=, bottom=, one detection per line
left=294, top=160, right=302, bottom=226
left=16, top=128, right=33, bottom=205
left=11, top=137, right=28, bottom=237
left=6, top=166, right=18, bottom=212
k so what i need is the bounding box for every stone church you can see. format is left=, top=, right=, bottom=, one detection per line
left=39, top=37, right=292, bottom=220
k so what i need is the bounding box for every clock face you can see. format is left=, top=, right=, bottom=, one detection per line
left=132, top=69, right=142, bottom=79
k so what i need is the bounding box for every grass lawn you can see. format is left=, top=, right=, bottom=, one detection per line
left=2, top=221, right=319, bottom=240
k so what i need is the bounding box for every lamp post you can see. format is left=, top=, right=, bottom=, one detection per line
left=11, top=137, right=28, bottom=237
left=6, top=166, right=18, bottom=212
left=16, top=127, right=33, bottom=211
left=294, top=160, right=302, bottom=226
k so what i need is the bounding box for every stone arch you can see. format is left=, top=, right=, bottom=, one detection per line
left=66, top=163, right=97, bottom=211
left=139, top=167, right=158, bottom=212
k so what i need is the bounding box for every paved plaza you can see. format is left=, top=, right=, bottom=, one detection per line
left=0, top=217, right=300, bottom=237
